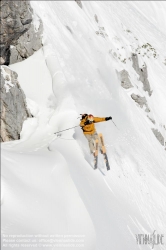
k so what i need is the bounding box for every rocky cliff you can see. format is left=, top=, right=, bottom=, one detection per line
left=0, top=66, right=31, bottom=142
left=0, top=1, right=42, bottom=142
left=0, top=0, right=43, bottom=65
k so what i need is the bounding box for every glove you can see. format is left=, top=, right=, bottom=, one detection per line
left=105, top=116, right=112, bottom=121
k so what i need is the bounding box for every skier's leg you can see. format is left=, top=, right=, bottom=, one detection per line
left=93, top=132, right=102, bottom=152
left=84, top=134, right=94, bottom=154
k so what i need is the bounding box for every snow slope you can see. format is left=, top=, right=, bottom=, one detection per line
left=2, top=1, right=166, bottom=250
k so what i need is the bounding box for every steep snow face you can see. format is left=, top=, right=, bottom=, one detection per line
left=2, top=50, right=96, bottom=250
left=2, top=1, right=166, bottom=250
left=130, top=1, right=166, bottom=35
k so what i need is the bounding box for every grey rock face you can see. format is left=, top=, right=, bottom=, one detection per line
left=75, top=0, right=82, bottom=9
left=152, top=129, right=164, bottom=146
left=0, top=66, right=31, bottom=142
left=10, top=18, right=43, bottom=64
left=131, top=53, right=152, bottom=96
left=131, top=93, right=150, bottom=112
left=0, top=1, right=43, bottom=65
left=0, top=1, right=32, bottom=64
left=118, top=69, right=133, bottom=89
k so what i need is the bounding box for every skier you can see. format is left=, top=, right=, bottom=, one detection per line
left=80, top=114, right=112, bottom=155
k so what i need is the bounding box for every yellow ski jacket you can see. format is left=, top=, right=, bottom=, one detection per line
left=80, top=117, right=106, bottom=135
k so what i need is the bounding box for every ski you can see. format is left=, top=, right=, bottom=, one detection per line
left=94, top=139, right=99, bottom=169
left=98, top=167, right=106, bottom=176
left=103, top=152, right=110, bottom=171
left=98, top=133, right=110, bottom=171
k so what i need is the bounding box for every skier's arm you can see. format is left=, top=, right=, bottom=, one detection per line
left=93, top=117, right=106, bottom=123
left=93, top=117, right=112, bottom=123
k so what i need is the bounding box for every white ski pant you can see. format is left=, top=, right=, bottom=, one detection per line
left=84, top=132, right=101, bottom=154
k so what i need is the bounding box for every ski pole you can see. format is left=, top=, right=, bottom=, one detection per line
left=54, top=125, right=80, bottom=135
left=112, top=120, right=119, bottom=130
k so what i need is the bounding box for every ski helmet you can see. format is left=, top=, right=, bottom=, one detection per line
left=81, top=113, right=88, bottom=119
left=88, top=114, right=94, bottom=122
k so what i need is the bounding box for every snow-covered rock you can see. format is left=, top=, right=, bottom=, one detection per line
left=75, top=0, right=82, bottom=9
left=118, top=69, right=133, bottom=89
left=131, top=94, right=150, bottom=112
left=131, top=54, right=152, bottom=96
left=152, top=128, right=165, bottom=146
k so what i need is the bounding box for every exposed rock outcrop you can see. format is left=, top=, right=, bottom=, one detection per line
left=131, top=94, right=150, bottom=112
left=96, top=26, right=108, bottom=38
left=131, top=53, right=152, bottom=96
left=10, top=17, right=43, bottom=64
left=118, top=69, right=133, bottom=89
left=75, top=0, right=82, bottom=9
left=152, top=129, right=164, bottom=146
left=0, top=1, right=43, bottom=65
left=94, top=14, right=108, bottom=38
left=94, top=14, right=99, bottom=23
left=0, top=1, right=32, bottom=64
left=0, top=66, right=31, bottom=142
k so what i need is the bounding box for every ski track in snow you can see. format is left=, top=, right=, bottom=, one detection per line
left=2, top=2, right=166, bottom=250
